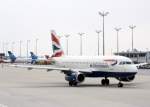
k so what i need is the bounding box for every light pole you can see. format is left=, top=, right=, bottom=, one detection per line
left=27, top=40, right=30, bottom=59
left=11, top=42, right=15, bottom=53
left=98, top=11, right=109, bottom=55
left=1, top=42, right=3, bottom=53
left=35, top=38, right=38, bottom=55
left=129, top=25, right=136, bottom=51
left=65, top=35, right=70, bottom=56
left=78, top=33, right=84, bottom=56
left=0, top=41, right=1, bottom=53
left=19, top=40, right=22, bottom=57
left=114, top=27, right=121, bottom=54
left=96, top=30, right=101, bottom=56
left=5, top=42, right=9, bottom=56
left=2, top=42, right=4, bottom=53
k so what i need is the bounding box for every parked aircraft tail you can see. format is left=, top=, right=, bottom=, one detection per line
left=30, top=52, right=38, bottom=64
left=8, top=51, right=16, bottom=63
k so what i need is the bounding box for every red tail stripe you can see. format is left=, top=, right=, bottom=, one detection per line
left=51, top=33, right=60, bottom=45
left=52, top=51, right=64, bottom=57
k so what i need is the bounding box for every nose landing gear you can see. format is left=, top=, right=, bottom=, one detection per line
left=118, top=82, right=123, bottom=87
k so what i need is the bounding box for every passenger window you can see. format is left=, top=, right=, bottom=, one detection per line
left=126, top=62, right=131, bottom=64
left=119, top=61, right=132, bottom=65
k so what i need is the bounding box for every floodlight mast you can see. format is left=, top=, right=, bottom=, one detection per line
left=98, top=11, right=109, bottom=55
left=65, top=35, right=70, bottom=56
left=129, top=25, right=136, bottom=51
left=114, top=27, right=121, bottom=54
left=96, top=30, right=101, bottom=56
left=78, top=33, right=84, bottom=56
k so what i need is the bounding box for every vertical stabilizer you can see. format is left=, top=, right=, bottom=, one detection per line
left=51, top=30, right=64, bottom=57
left=8, top=51, right=16, bottom=63
left=30, top=52, right=38, bottom=64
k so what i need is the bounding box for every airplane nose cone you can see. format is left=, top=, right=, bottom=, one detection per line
left=126, top=65, right=138, bottom=73
left=132, top=65, right=138, bottom=73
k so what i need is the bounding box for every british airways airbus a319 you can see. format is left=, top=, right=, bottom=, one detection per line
left=12, top=30, right=138, bottom=87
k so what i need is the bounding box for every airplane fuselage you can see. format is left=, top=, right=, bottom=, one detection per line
left=52, top=55, right=137, bottom=81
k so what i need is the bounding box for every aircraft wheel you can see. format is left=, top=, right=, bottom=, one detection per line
left=73, top=81, right=77, bottom=86
left=118, top=82, right=123, bottom=87
left=101, top=79, right=106, bottom=85
left=101, top=79, right=109, bottom=86
left=69, top=81, right=73, bottom=86
left=105, top=79, right=109, bottom=85
left=69, top=81, right=77, bottom=86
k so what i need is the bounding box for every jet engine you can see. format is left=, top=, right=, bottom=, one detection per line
left=65, top=72, right=85, bottom=83
left=116, top=76, right=135, bottom=82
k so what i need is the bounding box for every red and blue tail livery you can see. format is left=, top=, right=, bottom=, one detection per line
left=51, top=30, right=64, bottom=57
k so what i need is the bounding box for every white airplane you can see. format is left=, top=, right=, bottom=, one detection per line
left=12, top=30, right=138, bottom=87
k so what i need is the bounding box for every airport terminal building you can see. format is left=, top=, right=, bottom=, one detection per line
left=114, top=49, right=150, bottom=64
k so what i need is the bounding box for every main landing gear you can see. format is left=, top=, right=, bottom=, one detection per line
left=101, top=78, right=124, bottom=87
left=69, top=81, right=78, bottom=86
left=101, top=78, right=109, bottom=86
left=118, top=82, right=123, bottom=87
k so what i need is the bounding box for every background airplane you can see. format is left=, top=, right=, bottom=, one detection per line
left=1, top=51, right=38, bottom=64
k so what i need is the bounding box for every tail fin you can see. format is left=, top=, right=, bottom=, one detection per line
left=51, top=30, right=64, bottom=57
left=30, top=51, right=38, bottom=64
left=8, top=51, right=16, bottom=63
left=30, top=52, right=38, bottom=59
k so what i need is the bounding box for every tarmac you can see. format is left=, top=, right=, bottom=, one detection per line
left=0, top=64, right=150, bottom=107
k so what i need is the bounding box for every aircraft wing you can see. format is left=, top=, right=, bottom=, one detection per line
left=10, top=64, right=70, bottom=71
left=10, top=64, right=93, bottom=73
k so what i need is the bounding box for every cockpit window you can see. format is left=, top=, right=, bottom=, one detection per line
left=119, top=61, right=132, bottom=65
left=126, top=62, right=132, bottom=64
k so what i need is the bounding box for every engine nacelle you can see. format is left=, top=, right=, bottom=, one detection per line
left=65, top=73, right=85, bottom=83
left=116, top=76, right=135, bottom=82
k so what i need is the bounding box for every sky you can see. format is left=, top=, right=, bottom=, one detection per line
left=0, top=0, right=150, bottom=56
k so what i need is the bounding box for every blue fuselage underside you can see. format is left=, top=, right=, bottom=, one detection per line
left=83, top=71, right=137, bottom=78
